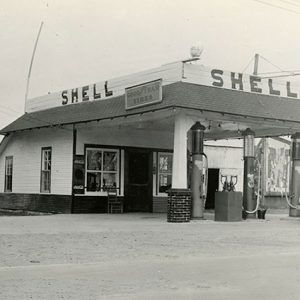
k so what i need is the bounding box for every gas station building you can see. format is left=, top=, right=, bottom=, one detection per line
left=0, top=59, right=299, bottom=219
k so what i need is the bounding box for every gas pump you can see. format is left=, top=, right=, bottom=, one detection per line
left=243, top=160, right=262, bottom=215
left=242, top=128, right=262, bottom=217
left=221, top=175, right=238, bottom=192
left=190, top=122, right=208, bottom=219
left=285, top=133, right=300, bottom=216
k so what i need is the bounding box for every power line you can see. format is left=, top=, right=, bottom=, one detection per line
left=258, top=70, right=300, bottom=74
left=277, top=0, right=300, bottom=7
left=0, top=104, right=73, bottom=132
left=282, top=0, right=300, bottom=6
left=259, top=55, right=285, bottom=72
left=241, top=56, right=255, bottom=73
left=252, top=0, right=300, bottom=14
left=0, top=104, right=22, bottom=115
left=0, top=111, right=18, bottom=120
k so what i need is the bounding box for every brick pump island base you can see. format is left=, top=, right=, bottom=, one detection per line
left=1, top=60, right=300, bottom=221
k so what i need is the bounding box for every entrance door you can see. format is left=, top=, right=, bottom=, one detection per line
left=124, top=149, right=152, bottom=212
left=205, top=168, right=220, bottom=209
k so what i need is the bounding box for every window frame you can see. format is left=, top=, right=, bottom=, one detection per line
left=40, top=147, right=52, bottom=193
left=4, top=156, right=13, bottom=193
left=85, top=147, right=120, bottom=196
left=157, top=152, right=173, bottom=196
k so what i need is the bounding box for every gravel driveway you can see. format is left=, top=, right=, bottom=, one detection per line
left=1, top=212, right=300, bottom=299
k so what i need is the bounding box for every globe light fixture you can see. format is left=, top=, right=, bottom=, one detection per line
left=190, top=45, right=204, bottom=59
left=242, top=128, right=255, bottom=157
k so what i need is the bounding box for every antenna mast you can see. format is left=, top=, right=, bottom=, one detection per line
left=253, top=53, right=259, bottom=75
left=24, top=21, right=44, bottom=111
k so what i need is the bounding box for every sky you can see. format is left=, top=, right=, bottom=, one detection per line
left=1, top=0, right=300, bottom=130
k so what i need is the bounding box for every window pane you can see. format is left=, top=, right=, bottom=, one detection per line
left=5, top=175, right=12, bottom=191
left=159, top=154, right=172, bottom=173
left=87, top=172, right=101, bottom=192
left=103, top=173, right=117, bottom=189
left=41, top=149, right=51, bottom=192
left=159, top=174, right=172, bottom=193
left=42, top=150, right=51, bottom=171
left=87, top=150, right=102, bottom=170
left=43, top=160, right=47, bottom=171
left=103, top=151, right=117, bottom=171
left=47, top=150, right=51, bottom=163
left=5, top=157, right=13, bottom=192
left=41, top=171, right=50, bottom=192
left=8, top=175, right=12, bottom=191
left=6, top=158, right=12, bottom=175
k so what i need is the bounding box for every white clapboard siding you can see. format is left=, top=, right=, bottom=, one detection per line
left=219, top=168, right=244, bottom=192
left=0, top=127, right=73, bottom=195
left=205, top=145, right=243, bottom=169
left=204, top=145, right=244, bottom=192
left=25, top=62, right=183, bottom=113
left=76, top=127, right=174, bottom=155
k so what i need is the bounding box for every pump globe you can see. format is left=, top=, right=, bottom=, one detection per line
left=190, top=45, right=203, bottom=58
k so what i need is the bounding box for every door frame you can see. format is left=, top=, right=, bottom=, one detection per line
left=124, top=148, right=153, bottom=212
left=205, top=168, right=220, bottom=209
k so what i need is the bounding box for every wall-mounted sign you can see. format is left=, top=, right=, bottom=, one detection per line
left=61, top=81, right=113, bottom=106
left=211, top=69, right=298, bottom=98
left=25, top=64, right=181, bottom=113
left=125, top=79, right=162, bottom=110
left=73, top=155, right=85, bottom=194
left=25, top=62, right=300, bottom=114
left=183, top=64, right=300, bottom=100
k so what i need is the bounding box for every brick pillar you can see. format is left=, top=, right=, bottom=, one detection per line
left=167, top=189, right=191, bottom=223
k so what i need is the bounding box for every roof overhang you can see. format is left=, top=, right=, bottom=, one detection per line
left=2, top=80, right=300, bottom=139
left=4, top=58, right=300, bottom=140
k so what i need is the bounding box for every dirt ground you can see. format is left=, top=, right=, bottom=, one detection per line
left=1, top=212, right=300, bottom=299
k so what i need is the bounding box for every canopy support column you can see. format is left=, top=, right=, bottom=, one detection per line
left=167, top=112, right=192, bottom=222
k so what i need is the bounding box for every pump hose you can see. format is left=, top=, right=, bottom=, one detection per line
left=284, top=188, right=297, bottom=209
left=201, top=153, right=208, bottom=208
left=243, top=163, right=261, bottom=214
left=283, top=157, right=298, bottom=209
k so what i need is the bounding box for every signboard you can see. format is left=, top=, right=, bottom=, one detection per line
left=255, top=138, right=290, bottom=195
left=73, top=155, right=85, bottom=194
left=25, top=62, right=300, bottom=114
left=265, top=142, right=290, bottom=194
left=183, top=64, right=300, bottom=100
left=25, top=63, right=182, bottom=113
left=125, top=79, right=162, bottom=110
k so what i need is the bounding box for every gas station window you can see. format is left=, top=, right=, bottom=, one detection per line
left=86, top=148, right=119, bottom=193
left=158, top=152, right=172, bottom=193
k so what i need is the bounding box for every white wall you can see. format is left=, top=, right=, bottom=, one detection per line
left=0, top=127, right=73, bottom=195
left=77, top=126, right=244, bottom=193
left=205, top=145, right=243, bottom=169
left=204, top=145, right=244, bottom=192
left=76, top=127, right=174, bottom=154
